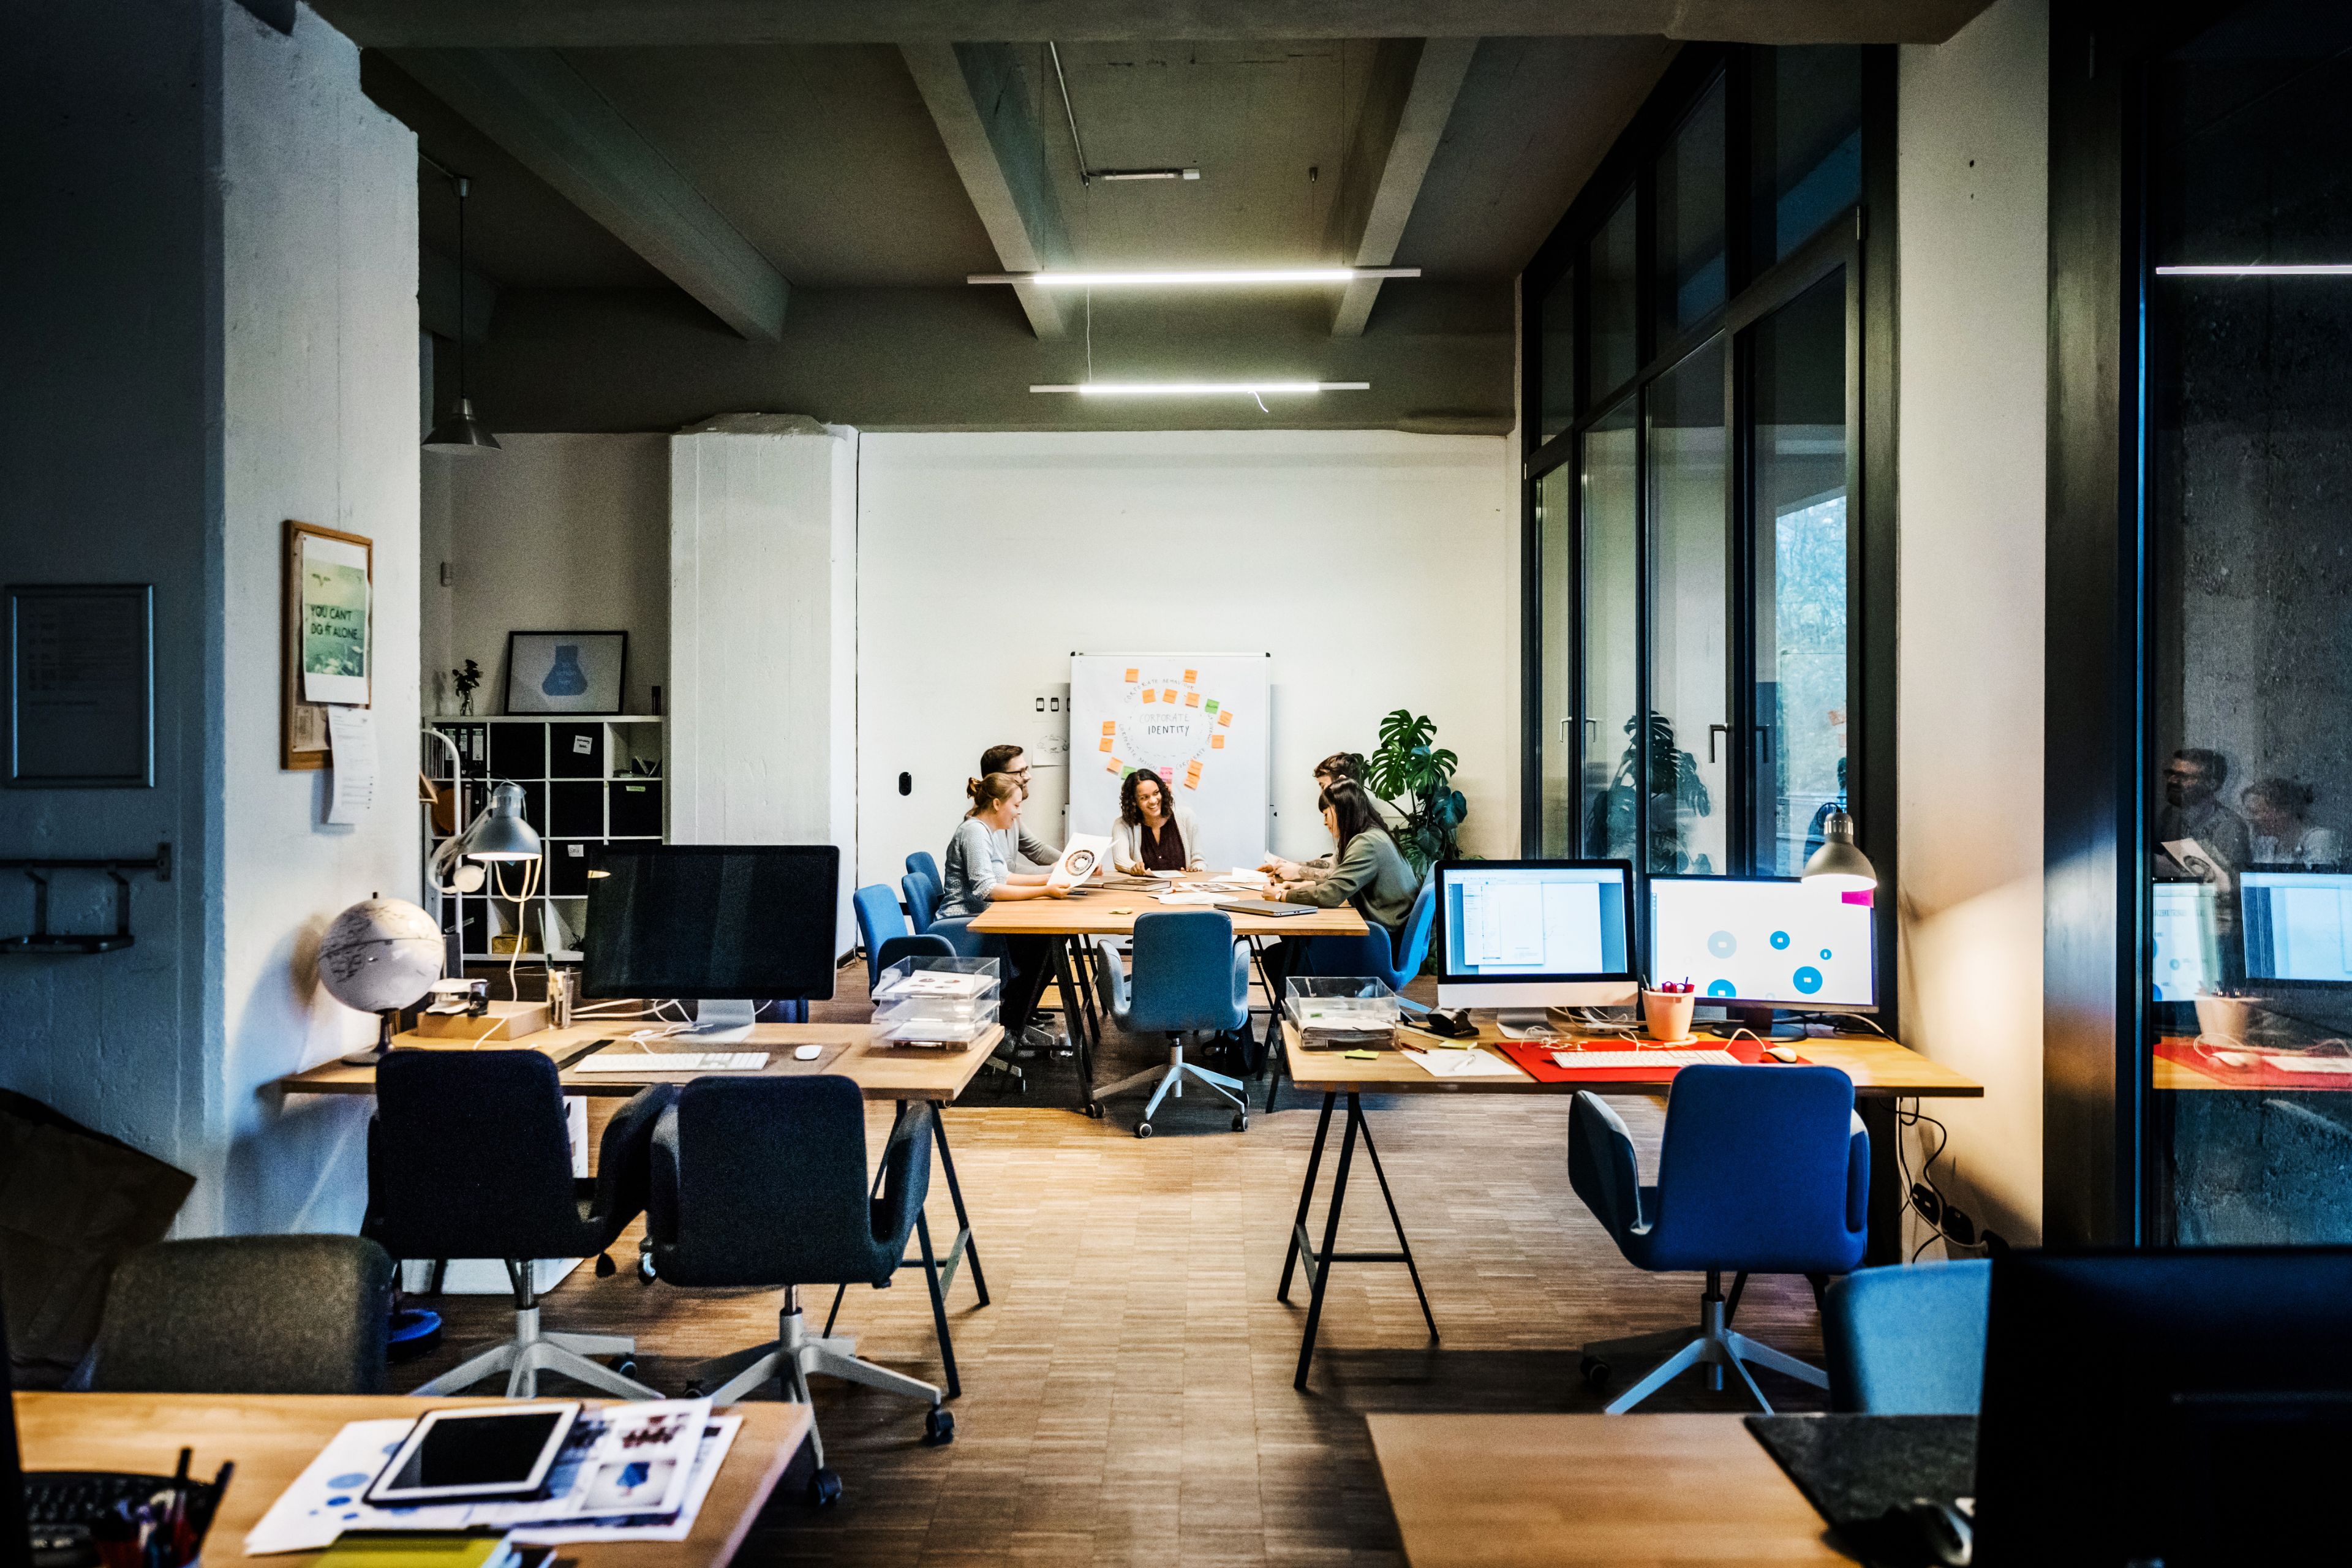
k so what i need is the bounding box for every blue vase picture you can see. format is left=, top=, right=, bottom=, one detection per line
left=542, top=644, right=589, bottom=697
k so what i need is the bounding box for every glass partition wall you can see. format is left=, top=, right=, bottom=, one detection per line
left=1520, top=44, right=1888, bottom=993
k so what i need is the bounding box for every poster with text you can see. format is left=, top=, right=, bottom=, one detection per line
left=299, top=533, right=370, bottom=705
left=1069, top=654, right=1270, bottom=872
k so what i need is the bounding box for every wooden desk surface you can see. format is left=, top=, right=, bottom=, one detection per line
left=967, top=883, right=1367, bottom=938
left=274, top=1022, right=1000, bottom=1102
left=1283, top=1017, right=1981, bottom=1099
left=1366, top=1412, right=1846, bottom=1567
left=15, top=1392, right=808, bottom=1568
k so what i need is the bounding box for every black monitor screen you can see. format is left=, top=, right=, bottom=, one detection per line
left=581, top=845, right=839, bottom=1001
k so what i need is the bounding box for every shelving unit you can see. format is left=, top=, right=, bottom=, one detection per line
left=425, top=715, right=665, bottom=965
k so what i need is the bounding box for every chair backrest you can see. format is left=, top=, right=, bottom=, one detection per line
left=649, top=1076, right=927, bottom=1289
left=905, top=850, right=941, bottom=889
left=1390, top=876, right=1439, bottom=983
left=1125, top=910, right=1249, bottom=1035
left=88, top=1235, right=393, bottom=1395
left=1824, top=1260, right=1992, bottom=1414
left=364, top=1049, right=585, bottom=1261
left=853, top=883, right=911, bottom=988
left=902, top=872, right=941, bottom=933
left=1646, top=1064, right=1869, bottom=1273
left=876, top=933, right=955, bottom=971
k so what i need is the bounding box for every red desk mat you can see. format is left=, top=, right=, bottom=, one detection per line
left=2154, top=1036, right=2352, bottom=1092
left=1491, top=1036, right=1789, bottom=1085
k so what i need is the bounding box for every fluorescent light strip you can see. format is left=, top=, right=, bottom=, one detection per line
left=1030, top=382, right=1370, bottom=396
left=2155, top=264, right=2352, bottom=276
left=973, top=267, right=1419, bottom=288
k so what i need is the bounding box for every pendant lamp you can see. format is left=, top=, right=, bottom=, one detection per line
left=424, top=172, right=500, bottom=454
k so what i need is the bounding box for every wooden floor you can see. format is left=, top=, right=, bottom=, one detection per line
left=406, top=963, right=1829, bottom=1565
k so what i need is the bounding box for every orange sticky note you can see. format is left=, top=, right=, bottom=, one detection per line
left=1142, top=688, right=1156, bottom=703
left=1217, top=709, right=1233, bottom=726
left=1184, top=761, right=1203, bottom=788
left=1099, top=736, right=1114, bottom=752
left=1101, top=720, right=1116, bottom=736
left=1183, top=669, right=1198, bottom=684
left=1124, top=668, right=1139, bottom=683
left=1183, top=692, right=1201, bottom=709
left=1106, top=756, right=1123, bottom=774
left=1210, top=734, right=1226, bottom=750
left=1161, top=688, right=1177, bottom=704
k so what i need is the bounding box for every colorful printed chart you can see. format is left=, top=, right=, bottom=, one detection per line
left=1069, top=653, right=1270, bottom=871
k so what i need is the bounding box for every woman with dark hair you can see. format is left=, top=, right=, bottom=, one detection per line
left=2243, top=777, right=2342, bottom=867
left=938, top=771, right=1066, bottom=1039
left=1112, top=769, right=1204, bottom=873
left=1259, top=752, right=1370, bottom=882
left=1254, top=779, right=1423, bottom=1028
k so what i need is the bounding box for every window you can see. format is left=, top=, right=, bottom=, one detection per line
left=1536, top=466, right=1574, bottom=853
left=1588, top=191, right=1639, bottom=401
left=1655, top=80, right=1728, bottom=339
left=1751, top=47, right=1862, bottom=265
left=1539, top=266, right=1576, bottom=440
left=1579, top=404, right=1640, bottom=861
left=1646, top=339, right=1728, bottom=874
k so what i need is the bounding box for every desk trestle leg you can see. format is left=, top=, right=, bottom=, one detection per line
left=1290, top=1093, right=1439, bottom=1390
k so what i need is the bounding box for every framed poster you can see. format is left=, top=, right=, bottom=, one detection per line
left=7, top=583, right=154, bottom=788
left=505, top=630, right=627, bottom=715
left=283, top=519, right=372, bottom=771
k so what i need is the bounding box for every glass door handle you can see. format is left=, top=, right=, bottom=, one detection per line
left=1708, top=723, right=1733, bottom=763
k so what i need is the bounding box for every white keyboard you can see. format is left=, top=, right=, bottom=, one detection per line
left=573, top=1052, right=769, bottom=1072
left=1549, top=1049, right=1740, bottom=1069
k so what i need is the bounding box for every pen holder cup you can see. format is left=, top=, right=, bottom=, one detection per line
left=1642, top=989, right=1697, bottom=1042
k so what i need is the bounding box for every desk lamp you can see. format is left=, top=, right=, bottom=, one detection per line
left=462, top=781, right=542, bottom=863
left=1802, top=807, right=1877, bottom=891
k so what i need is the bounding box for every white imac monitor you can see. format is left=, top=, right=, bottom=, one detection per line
left=2152, top=880, right=2223, bottom=1000
left=1434, top=859, right=1638, bottom=1025
left=1646, top=875, right=1877, bottom=1015
left=2239, top=871, right=2352, bottom=984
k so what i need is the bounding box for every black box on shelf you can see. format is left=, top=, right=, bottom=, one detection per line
left=547, top=840, right=592, bottom=897
left=489, top=722, right=546, bottom=781
left=609, top=779, right=662, bottom=837
left=549, top=722, right=603, bottom=778
left=549, top=779, right=603, bottom=837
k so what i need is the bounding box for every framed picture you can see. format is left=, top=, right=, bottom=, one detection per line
left=282, top=519, right=372, bottom=771
left=506, top=631, right=627, bottom=715
left=7, top=583, right=154, bottom=788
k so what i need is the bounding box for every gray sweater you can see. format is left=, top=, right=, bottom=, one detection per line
left=940, top=817, right=1020, bottom=920
left=1278, top=828, right=1419, bottom=936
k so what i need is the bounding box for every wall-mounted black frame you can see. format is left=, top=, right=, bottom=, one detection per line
left=1518, top=42, right=1899, bottom=1027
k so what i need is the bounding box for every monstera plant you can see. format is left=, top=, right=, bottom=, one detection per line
left=1365, top=709, right=1467, bottom=873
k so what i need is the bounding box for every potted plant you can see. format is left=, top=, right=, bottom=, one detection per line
left=1583, top=712, right=1713, bottom=872
left=450, top=658, right=482, bottom=717
left=1364, top=709, right=1468, bottom=875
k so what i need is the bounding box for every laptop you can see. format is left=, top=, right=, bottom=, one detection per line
left=1214, top=899, right=1316, bottom=919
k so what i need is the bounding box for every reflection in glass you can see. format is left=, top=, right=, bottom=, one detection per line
left=1645, top=339, right=1727, bottom=875
left=1539, top=266, right=1576, bottom=440
left=2147, top=0, right=2352, bottom=1245
left=1655, top=78, right=1727, bottom=338
left=1588, top=190, right=1639, bottom=399
left=1750, top=47, right=1862, bottom=265
left=1578, top=404, right=1640, bottom=862
left=1537, top=466, right=1575, bottom=854
left=1752, top=271, right=1849, bottom=876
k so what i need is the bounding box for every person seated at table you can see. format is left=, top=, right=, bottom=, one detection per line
left=1260, top=752, right=1367, bottom=883
left=1112, top=769, right=1204, bottom=873
left=940, top=771, right=1067, bottom=1041
left=1258, top=778, right=1421, bottom=1005
left=979, top=742, right=1061, bottom=869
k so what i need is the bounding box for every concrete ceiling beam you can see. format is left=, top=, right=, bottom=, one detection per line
left=901, top=41, right=1069, bottom=339
left=317, top=1, right=1996, bottom=48
left=390, top=48, right=790, bottom=341
left=1328, top=36, right=1476, bottom=337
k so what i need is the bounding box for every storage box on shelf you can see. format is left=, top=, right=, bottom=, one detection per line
left=425, top=715, right=665, bottom=966
left=871, top=956, right=1003, bottom=1048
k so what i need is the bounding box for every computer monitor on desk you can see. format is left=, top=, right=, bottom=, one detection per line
left=1433, top=860, right=1638, bottom=1028
left=1646, top=875, right=1875, bottom=1037
left=581, top=844, right=839, bottom=1041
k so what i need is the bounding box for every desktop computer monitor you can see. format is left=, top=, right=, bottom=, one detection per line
left=1433, top=859, right=1638, bottom=1023
left=2239, top=870, right=2352, bottom=984
left=581, top=844, right=839, bottom=1039
left=2152, top=880, right=2223, bottom=1001
left=1646, top=875, right=1875, bottom=1021
left=1975, top=1247, right=2352, bottom=1567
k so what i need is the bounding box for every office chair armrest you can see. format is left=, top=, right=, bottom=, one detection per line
left=1846, top=1110, right=1871, bottom=1237
left=588, top=1084, right=680, bottom=1235
left=1568, top=1091, right=1648, bottom=1242
left=872, top=1101, right=936, bottom=1257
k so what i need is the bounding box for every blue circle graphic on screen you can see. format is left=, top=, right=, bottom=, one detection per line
left=1707, top=930, right=1738, bottom=959
left=1707, top=979, right=1738, bottom=997
left=1793, top=966, right=1823, bottom=994
left=1820, top=948, right=1833, bottom=960
left=1770, top=930, right=1792, bottom=950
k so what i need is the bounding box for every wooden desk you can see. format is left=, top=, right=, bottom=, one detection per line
left=969, top=881, right=1367, bottom=1114
left=15, top=1392, right=810, bottom=1568
left=1279, top=1020, right=1983, bottom=1389
left=1366, top=1412, right=1846, bottom=1567
left=275, top=1023, right=1001, bottom=1311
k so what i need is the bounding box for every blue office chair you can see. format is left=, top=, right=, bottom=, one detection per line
left=906, top=850, right=941, bottom=891
left=1091, top=910, right=1251, bottom=1137
left=1823, top=1260, right=1991, bottom=1414
left=853, top=883, right=912, bottom=992
left=902, top=871, right=941, bottom=932
left=1569, top=1063, right=1868, bottom=1413
left=649, top=1076, right=956, bottom=1504
left=1294, top=875, right=1438, bottom=992
left=876, top=933, right=1025, bottom=1092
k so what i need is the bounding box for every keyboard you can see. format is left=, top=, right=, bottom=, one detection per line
left=573, top=1051, right=768, bottom=1072
left=1548, top=1049, right=1740, bottom=1069
left=26, top=1471, right=221, bottom=1563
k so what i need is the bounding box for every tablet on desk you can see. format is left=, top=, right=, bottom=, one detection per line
left=364, top=1403, right=580, bottom=1506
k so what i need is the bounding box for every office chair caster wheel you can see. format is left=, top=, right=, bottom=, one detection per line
left=595, top=1252, right=616, bottom=1278
left=1580, top=1355, right=1612, bottom=1390
left=1232, top=1112, right=1248, bottom=1131
left=924, top=1407, right=955, bottom=1444
left=638, top=1253, right=657, bottom=1283
left=615, top=1358, right=637, bottom=1380
left=806, top=1466, right=842, bottom=1507
left=1085, top=1101, right=1105, bottom=1120
left=682, top=1380, right=705, bottom=1399
left=1135, top=1121, right=1155, bottom=1139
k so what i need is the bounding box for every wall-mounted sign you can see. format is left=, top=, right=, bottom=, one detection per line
left=7, top=583, right=154, bottom=789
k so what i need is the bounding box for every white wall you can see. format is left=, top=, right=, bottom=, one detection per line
left=421, top=434, right=670, bottom=718
left=1896, top=0, right=2049, bottom=1245
left=855, top=431, right=1518, bottom=891
left=0, top=1, right=419, bottom=1237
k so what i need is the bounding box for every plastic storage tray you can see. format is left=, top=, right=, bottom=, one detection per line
left=1284, top=977, right=1401, bottom=1049
left=873, top=955, right=1002, bottom=1048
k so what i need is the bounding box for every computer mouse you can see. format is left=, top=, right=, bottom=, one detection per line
left=794, top=1045, right=822, bottom=1061
left=1765, top=1044, right=1800, bottom=1064
left=1888, top=1498, right=1973, bottom=1567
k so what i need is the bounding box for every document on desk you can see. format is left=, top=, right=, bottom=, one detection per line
left=1400, top=1045, right=1525, bottom=1079
left=1153, top=890, right=1228, bottom=906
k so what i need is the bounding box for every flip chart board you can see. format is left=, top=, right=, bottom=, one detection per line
left=1069, top=654, right=1270, bottom=871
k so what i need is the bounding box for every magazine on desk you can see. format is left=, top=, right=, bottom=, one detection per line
left=244, top=1401, right=738, bottom=1555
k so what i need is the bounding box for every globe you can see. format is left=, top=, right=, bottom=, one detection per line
left=317, top=897, right=443, bottom=1014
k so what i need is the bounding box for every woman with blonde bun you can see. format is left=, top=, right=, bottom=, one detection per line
left=939, top=771, right=1066, bottom=1038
